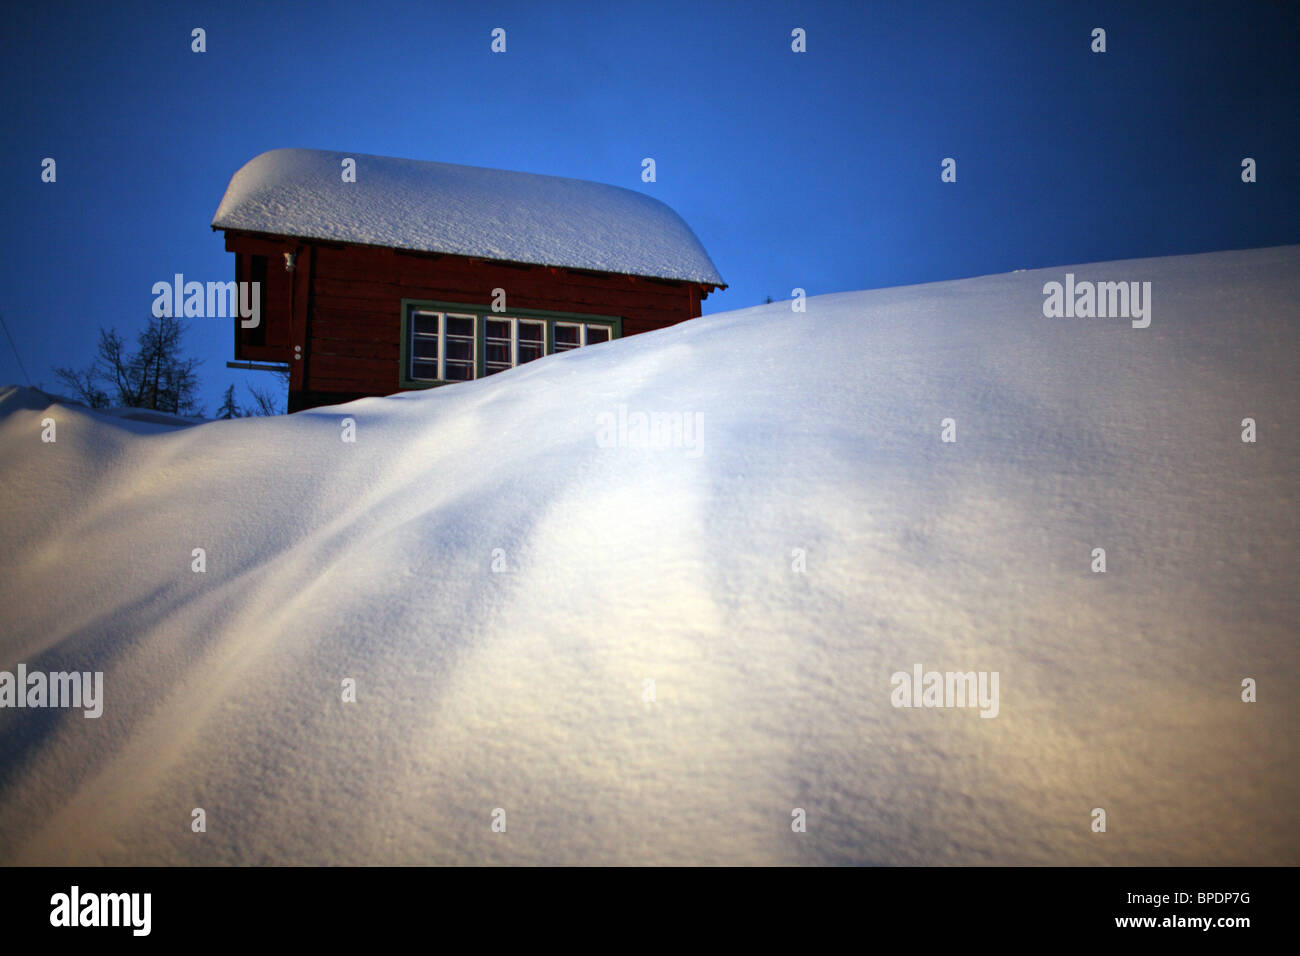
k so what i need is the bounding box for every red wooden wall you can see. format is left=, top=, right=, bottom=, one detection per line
left=224, top=231, right=715, bottom=410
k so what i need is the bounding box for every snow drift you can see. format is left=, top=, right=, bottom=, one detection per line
left=1, top=245, right=1297, bottom=865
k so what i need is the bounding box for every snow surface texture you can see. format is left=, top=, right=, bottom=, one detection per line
left=1, top=245, right=1297, bottom=866
left=211, top=148, right=726, bottom=286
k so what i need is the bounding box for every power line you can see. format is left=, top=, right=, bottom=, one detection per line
left=0, top=312, right=33, bottom=386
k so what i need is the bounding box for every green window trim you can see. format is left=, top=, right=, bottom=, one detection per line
left=399, top=299, right=622, bottom=389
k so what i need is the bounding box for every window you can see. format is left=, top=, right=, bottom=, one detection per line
left=484, top=318, right=511, bottom=375
left=484, top=318, right=546, bottom=376
left=553, top=322, right=582, bottom=353
left=407, top=310, right=478, bottom=383
left=553, top=322, right=610, bottom=351
left=518, top=320, right=545, bottom=364
left=241, top=254, right=269, bottom=347
left=401, top=301, right=619, bottom=387
left=443, top=314, right=475, bottom=381
left=409, top=311, right=439, bottom=381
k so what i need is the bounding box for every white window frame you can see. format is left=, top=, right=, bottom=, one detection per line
left=516, top=318, right=546, bottom=366
left=553, top=320, right=584, bottom=352
left=483, top=316, right=547, bottom=375
left=403, top=302, right=620, bottom=388
left=408, top=309, right=441, bottom=383
left=483, top=315, right=515, bottom=375
left=441, top=311, right=477, bottom=381
left=409, top=310, right=477, bottom=382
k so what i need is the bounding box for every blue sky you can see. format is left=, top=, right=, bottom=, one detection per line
left=2, top=0, right=1297, bottom=412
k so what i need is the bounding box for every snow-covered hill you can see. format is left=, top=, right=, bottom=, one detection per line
left=1, top=245, right=1297, bottom=865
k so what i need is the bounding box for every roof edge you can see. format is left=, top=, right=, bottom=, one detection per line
left=214, top=226, right=726, bottom=290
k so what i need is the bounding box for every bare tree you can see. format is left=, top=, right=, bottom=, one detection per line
left=54, top=316, right=203, bottom=415
left=244, top=367, right=288, bottom=416
left=51, top=364, right=110, bottom=408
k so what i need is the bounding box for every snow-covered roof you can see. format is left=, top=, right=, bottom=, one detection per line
left=212, top=148, right=725, bottom=287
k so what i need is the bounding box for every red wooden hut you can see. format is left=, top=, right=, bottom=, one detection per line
left=212, top=149, right=726, bottom=411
